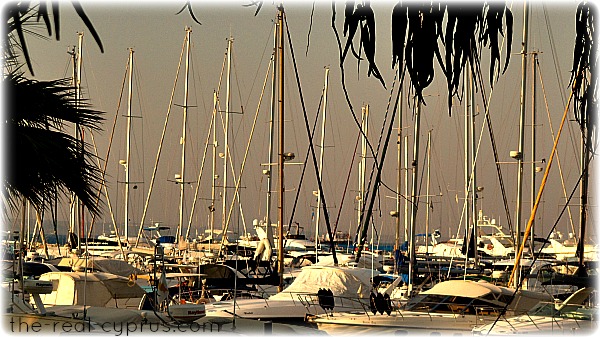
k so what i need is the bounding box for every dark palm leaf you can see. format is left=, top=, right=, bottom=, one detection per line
left=4, top=1, right=104, bottom=75
left=405, top=3, right=441, bottom=104
left=340, top=1, right=384, bottom=87
left=71, top=1, right=104, bottom=52
left=481, top=3, right=513, bottom=86
left=391, top=1, right=407, bottom=68
left=242, top=1, right=264, bottom=16
left=384, top=2, right=514, bottom=115
left=36, top=1, right=52, bottom=36
left=175, top=0, right=202, bottom=24
left=358, top=2, right=385, bottom=87
left=3, top=72, right=104, bottom=216
left=570, top=1, right=596, bottom=142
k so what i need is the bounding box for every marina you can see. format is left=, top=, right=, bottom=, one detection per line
left=3, top=1, right=598, bottom=336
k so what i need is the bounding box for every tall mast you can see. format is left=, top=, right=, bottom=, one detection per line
left=222, top=36, right=234, bottom=238
left=123, top=48, right=134, bottom=243
left=464, top=69, right=471, bottom=259
left=177, top=27, right=192, bottom=243
left=465, top=67, right=479, bottom=265
left=514, top=0, right=529, bottom=287
left=578, top=78, right=590, bottom=275
left=530, top=52, right=537, bottom=252
left=408, top=100, right=421, bottom=295
left=358, top=106, right=369, bottom=238
left=315, top=67, right=329, bottom=260
left=77, top=32, right=84, bottom=242
left=394, top=88, right=403, bottom=255
left=471, top=70, right=477, bottom=265
left=69, top=45, right=77, bottom=244
left=210, top=91, right=217, bottom=244
left=276, top=7, right=285, bottom=293
left=425, top=130, right=431, bottom=255
left=404, top=135, right=409, bottom=247
left=69, top=32, right=84, bottom=247
left=264, top=24, right=277, bottom=245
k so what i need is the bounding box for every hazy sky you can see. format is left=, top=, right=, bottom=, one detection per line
left=6, top=0, right=597, bottom=245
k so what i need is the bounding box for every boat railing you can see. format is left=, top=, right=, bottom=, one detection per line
left=407, top=300, right=505, bottom=320
left=287, top=292, right=371, bottom=315
left=172, top=287, right=267, bottom=304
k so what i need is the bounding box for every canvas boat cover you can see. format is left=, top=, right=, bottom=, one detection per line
left=270, top=265, right=377, bottom=300
left=39, top=271, right=146, bottom=307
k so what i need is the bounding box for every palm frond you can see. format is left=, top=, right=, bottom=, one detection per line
left=3, top=71, right=105, bottom=216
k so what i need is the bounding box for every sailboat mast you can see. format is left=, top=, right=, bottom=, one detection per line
left=222, top=36, right=233, bottom=239
left=465, top=67, right=479, bottom=266
left=464, top=69, right=471, bottom=259
left=265, top=25, right=277, bottom=245
left=578, top=81, right=590, bottom=274
left=358, top=106, right=368, bottom=238
left=177, top=27, right=192, bottom=243
left=530, top=52, right=538, bottom=252
left=69, top=46, right=77, bottom=243
left=408, top=100, right=421, bottom=294
left=425, top=131, right=431, bottom=254
left=315, top=67, right=329, bottom=259
left=404, top=135, right=409, bottom=246
left=514, top=1, right=530, bottom=286
left=277, top=7, right=285, bottom=293
left=76, top=32, right=85, bottom=242
left=395, top=89, right=403, bottom=253
left=124, top=48, right=134, bottom=243
left=211, top=91, right=217, bottom=244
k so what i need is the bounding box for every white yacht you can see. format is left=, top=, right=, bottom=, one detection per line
left=203, top=265, right=378, bottom=320
left=473, top=287, right=598, bottom=335
left=309, top=279, right=553, bottom=335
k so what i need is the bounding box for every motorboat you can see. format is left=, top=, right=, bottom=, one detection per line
left=203, top=265, right=378, bottom=320
left=473, top=287, right=598, bottom=335
left=309, top=279, right=553, bottom=335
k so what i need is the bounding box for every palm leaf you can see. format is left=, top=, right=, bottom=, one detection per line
left=4, top=71, right=105, bottom=216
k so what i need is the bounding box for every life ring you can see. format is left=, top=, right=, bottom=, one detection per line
left=487, top=243, right=494, bottom=250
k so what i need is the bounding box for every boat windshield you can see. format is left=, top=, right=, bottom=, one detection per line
left=494, top=237, right=514, bottom=248
left=406, top=294, right=503, bottom=315
left=528, top=302, right=597, bottom=321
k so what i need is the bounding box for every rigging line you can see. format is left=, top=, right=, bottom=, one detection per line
left=472, top=43, right=515, bottom=236
left=356, top=72, right=401, bottom=261
left=245, top=21, right=276, bottom=108
left=332, top=131, right=361, bottom=236
left=537, top=57, right=578, bottom=241
left=218, top=94, right=251, bottom=237
left=190, top=40, right=208, bottom=122
left=488, top=167, right=585, bottom=335
left=231, top=50, right=246, bottom=117
left=287, top=91, right=324, bottom=232
left=134, top=35, right=186, bottom=247
left=133, top=60, right=146, bottom=192
left=185, top=90, right=219, bottom=240
left=542, top=3, right=567, bottom=107
left=543, top=3, right=582, bottom=177
left=306, top=1, right=315, bottom=57
left=330, top=3, right=391, bottom=199
left=357, top=66, right=408, bottom=240
left=217, top=51, right=271, bottom=257
left=508, top=62, right=579, bottom=288
left=284, top=12, right=337, bottom=263
left=87, top=56, right=129, bottom=239
left=86, top=116, right=126, bottom=256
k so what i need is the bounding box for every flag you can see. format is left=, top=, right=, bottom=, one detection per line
left=157, top=269, right=169, bottom=303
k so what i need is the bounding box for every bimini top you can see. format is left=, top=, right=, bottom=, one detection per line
left=420, top=279, right=514, bottom=299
